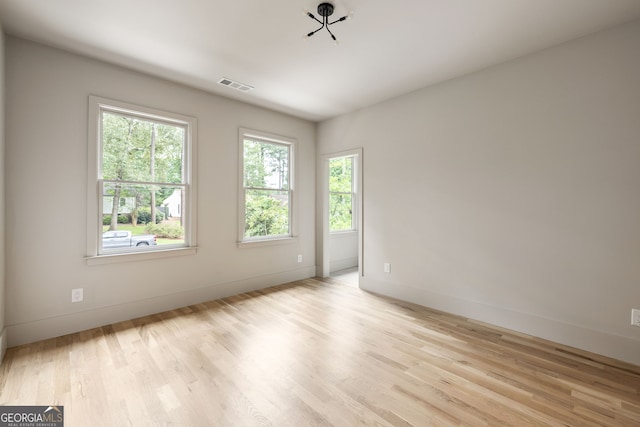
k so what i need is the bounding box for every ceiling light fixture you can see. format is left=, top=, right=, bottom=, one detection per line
left=304, top=2, right=352, bottom=44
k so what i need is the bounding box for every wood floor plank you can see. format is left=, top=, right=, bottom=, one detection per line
left=1, top=277, right=639, bottom=426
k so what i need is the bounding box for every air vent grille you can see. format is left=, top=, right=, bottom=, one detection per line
left=218, top=77, right=254, bottom=92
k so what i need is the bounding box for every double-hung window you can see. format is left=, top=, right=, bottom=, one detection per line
left=329, top=155, right=356, bottom=232
left=239, top=128, right=295, bottom=244
left=87, top=96, right=197, bottom=262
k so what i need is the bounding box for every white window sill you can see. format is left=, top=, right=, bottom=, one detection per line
left=329, top=230, right=358, bottom=237
left=86, top=246, right=197, bottom=266
left=237, top=236, right=298, bottom=249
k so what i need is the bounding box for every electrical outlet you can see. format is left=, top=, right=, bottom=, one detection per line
left=632, top=309, right=640, bottom=327
left=297, top=254, right=303, bottom=263
left=384, top=263, right=391, bottom=273
left=71, top=288, right=83, bottom=303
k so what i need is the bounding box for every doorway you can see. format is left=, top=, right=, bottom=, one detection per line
left=321, top=148, right=363, bottom=286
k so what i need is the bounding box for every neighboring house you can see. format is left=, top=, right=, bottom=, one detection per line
left=162, top=189, right=182, bottom=218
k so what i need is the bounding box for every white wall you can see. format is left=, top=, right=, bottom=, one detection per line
left=329, top=232, right=358, bottom=273
left=0, top=25, right=6, bottom=359
left=318, top=20, right=640, bottom=364
left=5, top=38, right=316, bottom=346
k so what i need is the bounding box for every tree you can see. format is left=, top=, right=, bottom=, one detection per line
left=102, top=112, right=185, bottom=230
left=329, top=156, right=354, bottom=231
left=102, top=113, right=151, bottom=230
left=243, top=139, right=290, bottom=237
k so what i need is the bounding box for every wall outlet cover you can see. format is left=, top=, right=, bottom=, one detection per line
left=632, top=309, right=640, bottom=327
left=71, top=288, right=83, bottom=303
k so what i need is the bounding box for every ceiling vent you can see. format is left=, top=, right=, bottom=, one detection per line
left=217, top=77, right=254, bottom=92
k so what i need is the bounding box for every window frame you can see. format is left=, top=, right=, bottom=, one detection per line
left=328, top=155, right=357, bottom=233
left=238, top=128, right=297, bottom=247
left=86, top=96, right=197, bottom=264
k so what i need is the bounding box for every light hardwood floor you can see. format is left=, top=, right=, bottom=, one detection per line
left=1, top=277, right=639, bottom=426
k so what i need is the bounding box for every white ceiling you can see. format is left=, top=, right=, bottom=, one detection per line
left=1, top=0, right=640, bottom=122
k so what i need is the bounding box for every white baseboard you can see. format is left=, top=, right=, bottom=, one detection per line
left=6, top=266, right=316, bottom=348
left=0, top=327, right=7, bottom=362
left=330, top=257, right=358, bottom=273
left=361, top=277, right=640, bottom=366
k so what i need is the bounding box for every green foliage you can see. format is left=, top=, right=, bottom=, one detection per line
left=243, top=139, right=289, bottom=189
left=244, top=191, right=289, bottom=238
left=329, top=156, right=354, bottom=231
left=102, top=214, right=131, bottom=226
left=135, top=207, right=165, bottom=224
left=102, top=113, right=183, bottom=183
left=329, top=194, right=353, bottom=231
left=101, top=112, right=184, bottom=220
left=243, top=138, right=291, bottom=238
left=329, top=156, right=353, bottom=193
left=145, top=223, right=184, bottom=239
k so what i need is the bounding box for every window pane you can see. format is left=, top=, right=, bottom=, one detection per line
left=329, top=193, right=353, bottom=231
left=102, top=112, right=185, bottom=184
left=102, top=182, right=186, bottom=253
left=244, top=189, right=290, bottom=238
left=154, top=123, right=185, bottom=184
left=102, top=112, right=152, bottom=181
left=243, top=139, right=289, bottom=190
left=329, top=156, right=352, bottom=193
left=329, top=156, right=355, bottom=231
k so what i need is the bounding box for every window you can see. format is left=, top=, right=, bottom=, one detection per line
left=239, top=128, right=295, bottom=243
left=87, top=96, right=197, bottom=262
left=329, top=155, right=356, bottom=232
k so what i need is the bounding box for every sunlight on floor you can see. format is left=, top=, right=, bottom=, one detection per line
left=330, top=267, right=359, bottom=287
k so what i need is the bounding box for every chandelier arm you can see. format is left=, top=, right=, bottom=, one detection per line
left=325, top=24, right=337, bottom=41
left=307, top=24, right=325, bottom=37
left=328, top=16, right=347, bottom=26
left=306, top=12, right=323, bottom=25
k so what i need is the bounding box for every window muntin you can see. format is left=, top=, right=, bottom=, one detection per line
left=240, top=130, right=294, bottom=242
left=88, top=96, right=196, bottom=258
left=329, top=155, right=356, bottom=232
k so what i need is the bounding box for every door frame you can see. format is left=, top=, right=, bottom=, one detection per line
left=321, top=148, right=363, bottom=281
